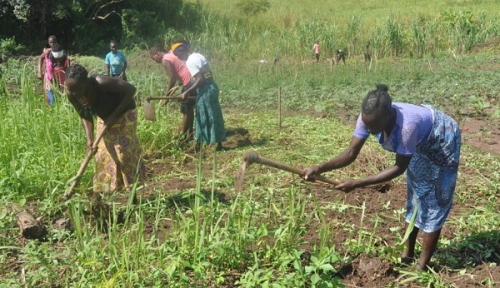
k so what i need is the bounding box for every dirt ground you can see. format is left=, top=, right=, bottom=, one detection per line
left=3, top=106, right=498, bottom=287
left=135, top=110, right=500, bottom=287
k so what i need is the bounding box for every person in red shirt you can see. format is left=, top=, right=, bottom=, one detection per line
left=150, top=45, right=196, bottom=143
left=313, top=40, right=320, bottom=63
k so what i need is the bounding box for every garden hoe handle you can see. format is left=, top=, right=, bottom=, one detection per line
left=242, top=151, right=342, bottom=186
left=62, top=127, right=107, bottom=201
left=147, top=96, right=196, bottom=101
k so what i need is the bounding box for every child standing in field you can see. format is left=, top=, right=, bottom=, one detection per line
left=105, top=41, right=127, bottom=81
left=313, top=40, right=320, bottom=63
left=43, top=43, right=70, bottom=105
left=304, top=84, right=461, bottom=271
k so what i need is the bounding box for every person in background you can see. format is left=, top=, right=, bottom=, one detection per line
left=336, top=49, right=346, bottom=65
left=173, top=40, right=226, bottom=151
left=313, top=40, right=320, bottom=63
left=149, top=45, right=196, bottom=143
left=44, top=43, right=70, bottom=105
left=37, top=35, right=57, bottom=81
left=364, top=43, right=371, bottom=63
left=105, top=41, right=127, bottom=81
left=65, top=64, right=145, bottom=193
left=304, top=84, right=461, bottom=271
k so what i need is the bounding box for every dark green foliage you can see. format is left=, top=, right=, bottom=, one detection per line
left=0, top=0, right=202, bottom=55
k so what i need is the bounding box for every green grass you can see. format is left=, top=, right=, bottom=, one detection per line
left=0, top=44, right=499, bottom=286
left=184, top=0, right=500, bottom=61
left=196, top=0, right=500, bottom=22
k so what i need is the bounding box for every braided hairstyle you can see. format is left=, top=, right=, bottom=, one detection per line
left=361, top=84, right=392, bottom=117
left=66, top=64, right=88, bottom=81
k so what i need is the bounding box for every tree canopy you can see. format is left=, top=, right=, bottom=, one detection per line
left=0, top=0, right=201, bottom=55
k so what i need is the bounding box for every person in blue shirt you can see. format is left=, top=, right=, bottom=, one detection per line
left=105, top=41, right=127, bottom=81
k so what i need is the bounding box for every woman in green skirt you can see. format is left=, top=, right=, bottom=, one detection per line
left=173, top=40, right=226, bottom=151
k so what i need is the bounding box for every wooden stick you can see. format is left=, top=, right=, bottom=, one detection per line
left=235, top=151, right=341, bottom=191
left=278, top=86, right=282, bottom=129
left=243, top=151, right=341, bottom=186
left=62, top=126, right=107, bottom=201
left=147, top=96, right=196, bottom=101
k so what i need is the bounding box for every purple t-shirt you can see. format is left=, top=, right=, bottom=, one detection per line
left=353, top=103, right=433, bottom=156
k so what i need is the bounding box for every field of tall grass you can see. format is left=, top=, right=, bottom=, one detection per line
left=1, top=1, right=500, bottom=286
left=184, top=0, right=500, bottom=62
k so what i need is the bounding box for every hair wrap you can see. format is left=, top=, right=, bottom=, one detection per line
left=171, top=42, right=183, bottom=52
left=172, top=43, right=189, bottom=54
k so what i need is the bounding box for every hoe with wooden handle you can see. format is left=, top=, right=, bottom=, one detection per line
left=62, top=126, right=107, bottom=201
left=235, top=151, right=341, bottom=192
left=144, top=95, right=197, bottom=121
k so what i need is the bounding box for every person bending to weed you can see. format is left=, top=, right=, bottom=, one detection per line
left=105, top=41, right=128, bottom=81
left=150, top=45, right=196, bottom=144
left=42, top=43, right=69, bottom=105
left=173, top=40, right=226, bottom=152
left=65, top=64, right=145, bottom=193
left=304, top=84, right=461, bottom=271
left=336, top=49, right=346, bottom=65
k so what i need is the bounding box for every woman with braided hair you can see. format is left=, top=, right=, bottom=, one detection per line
left=65, top=64, right=145, bottom=193
left=304, top=84, right=461, bottom=271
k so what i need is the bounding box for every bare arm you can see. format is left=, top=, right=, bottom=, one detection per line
left=81, top=118, right=94, bottom=150
left=356, top=154, right=411, bottom=186
left=67, top=94, right=94, bottom=149
left=37, top=51, right=46, bottom=79
left=337, top=153, right=412, bottom=192
left=181, top=71, right=204, bottom=98
left=105, top=64, right=110, bottom=76
left=162, top=59, right=178, bottom=94
left=314, top=136, right=366, bottom=174
left=95, top=75, right=136, bottom=126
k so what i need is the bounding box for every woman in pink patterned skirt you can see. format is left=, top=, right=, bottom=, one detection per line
left=65, top=64, right=145, bottom=193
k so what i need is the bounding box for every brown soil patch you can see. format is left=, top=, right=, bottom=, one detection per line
left=460, top=117, right=500, bottom=155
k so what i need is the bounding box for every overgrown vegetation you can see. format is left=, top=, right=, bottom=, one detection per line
left=1, top=43, right=500, bottom=286
left=1, top=0, right=500, bottom=286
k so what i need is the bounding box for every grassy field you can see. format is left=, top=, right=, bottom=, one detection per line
left=184, top=0, right=500, bottom=62
left=195, top=0, right=500, bottom=21
left=0, top=44, right=499, bottom=286
left=1, top=1, right=500, bottom=286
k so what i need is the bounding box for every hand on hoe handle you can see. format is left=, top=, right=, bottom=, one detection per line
left=303, top=166, right=355, bottom=192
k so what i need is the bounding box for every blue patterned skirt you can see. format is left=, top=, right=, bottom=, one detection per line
left=195, top=80, right=227, bottom=145
left=406, top=105, right=461, bottom=233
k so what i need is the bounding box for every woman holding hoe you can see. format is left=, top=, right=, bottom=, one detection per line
left=304, top=84, right=461, bottom=271
left=65, top=64, right=145, bottom=193
left=149, top=45, right=196, bottom=143
left=173, top=40, right=226, bottom=151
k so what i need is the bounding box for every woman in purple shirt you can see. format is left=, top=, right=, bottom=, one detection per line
left=304, top=84, right=461, bottom=271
